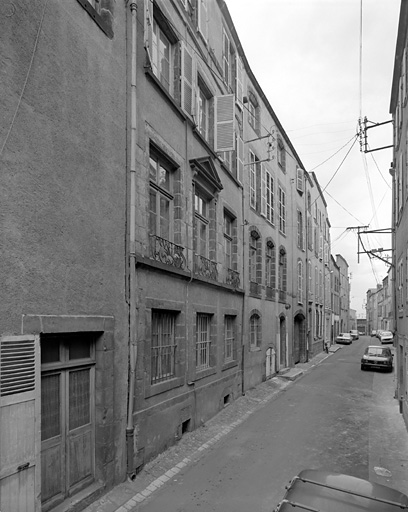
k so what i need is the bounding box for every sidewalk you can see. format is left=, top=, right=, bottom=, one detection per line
left=83, top=349, right=337, bottom=512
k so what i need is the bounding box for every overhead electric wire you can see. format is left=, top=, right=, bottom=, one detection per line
left=321, top=135, right=359, bottom=191
left=309, top=133, right=358, bottom=172
left=324, top=190, right=365, bottom=224
left=369, top=147, right=392, bottom=188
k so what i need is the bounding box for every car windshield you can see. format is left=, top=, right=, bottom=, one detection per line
left=381, top=331, right=392, bottom=336
left=339, top=333, right=350, bottom=337
left=366, top=347, right=389, bottom=356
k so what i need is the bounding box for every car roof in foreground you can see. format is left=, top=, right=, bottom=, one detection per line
left=275, top=469, right=408, bottom=512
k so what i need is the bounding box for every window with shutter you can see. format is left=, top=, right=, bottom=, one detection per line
left=197, top=0, right=208, bottom=41
left=237, top=135, right=244, bottom=185
left=236, top=56, right=244, bottom=107
left=181, top=42, right=194, bottom=115
left=214, top=94, right=235, bottom=152
left=296, top=167, right=304, bottom=193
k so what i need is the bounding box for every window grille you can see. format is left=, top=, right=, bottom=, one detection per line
left=151, top=311, right=177, bottom=383
left=196, top=314, right=211, bottom=371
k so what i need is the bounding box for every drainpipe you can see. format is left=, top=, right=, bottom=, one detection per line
left=126, top=0, right=138, bottom=480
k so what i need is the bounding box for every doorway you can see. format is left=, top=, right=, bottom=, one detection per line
left=293, top=313, right=306, bottom=364
left=279, top=315, right=286, bottom=367
left=40, top=334, right=96, bottom=511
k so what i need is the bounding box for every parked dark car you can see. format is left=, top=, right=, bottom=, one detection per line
left=336, top=332, right=352, bottom=345
left=274, top=469, right=408, bottom=511
left=361, top=345, right=393, bottom=372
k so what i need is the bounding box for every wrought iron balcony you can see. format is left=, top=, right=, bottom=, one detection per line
left=194, top=254, right=218, bottom=281
left=278, top=289, right=286, bottom=303
left=225, top=268, right=240, bottom=288
left=149, top=235, right=187, bottom=270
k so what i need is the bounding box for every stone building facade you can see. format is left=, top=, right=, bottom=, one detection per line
left=0, top=1, right=350, bottom=510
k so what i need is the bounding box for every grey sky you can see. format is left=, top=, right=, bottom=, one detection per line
left=227, top=0, right=400, bottom=316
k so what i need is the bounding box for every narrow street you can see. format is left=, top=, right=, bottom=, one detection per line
left=132, top=337, right=407, bottom=512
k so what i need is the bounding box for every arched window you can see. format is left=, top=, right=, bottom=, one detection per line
left=265, top=240, right=276, bottom=298
left=250, top=313, right=261, bottom=349
left=249, top=228, right=261, bottom=295
left=278, top=247, right=287, bottom=302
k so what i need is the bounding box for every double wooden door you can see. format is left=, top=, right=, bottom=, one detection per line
left=41, top=334, right=95, bottom=511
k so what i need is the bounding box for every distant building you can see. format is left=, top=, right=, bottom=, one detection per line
left=336, top=255, right=350, bottom=332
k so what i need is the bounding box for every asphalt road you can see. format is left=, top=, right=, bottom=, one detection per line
left=137, top=336, right=400, bottom=512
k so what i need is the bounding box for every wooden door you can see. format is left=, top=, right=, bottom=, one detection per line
left=41, top=334, right=95, bottom=511
left=0, top=335, right=41, bottom=512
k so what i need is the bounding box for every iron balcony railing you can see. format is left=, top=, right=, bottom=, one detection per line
left=194, top=254, right=218, bottom=281
left=149, top=235, right=187, bottom=270
left=225, top=268, right=240, bottom=288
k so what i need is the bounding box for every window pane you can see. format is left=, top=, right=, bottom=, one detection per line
left=41, top=339, right=60, bottom=364
left=159, top=195, right=170, bottom=240
left=149, top=156, right=157, bottom=181
left=41, top=373, right=61, bottom=440
left=149, top=189, right=157, bottom=235
left=158, top=165, right=170, bottom=190
left=68, top=339, right=90, bottom=360
left=69, top=369, right=90, bottom=430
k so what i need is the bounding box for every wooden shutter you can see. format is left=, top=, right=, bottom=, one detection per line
left=181, top=42, right=194, bottom=116
left=237, top=135, right=244, bottom=185
left=144, top=0, right=153, bottom=66
left=296, top=167, right=304, bottom=192
left=197, top=0, right=208, bottom=40
left=260, top=164, right=267, bottom=217
left=0, top=335, right=40, bottom=512
left=215, top=94, right=235, bottom=152
left=236, top=56, right=244, bottom=106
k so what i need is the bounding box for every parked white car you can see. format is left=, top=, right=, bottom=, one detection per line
left=380, top=331, right=394, bottom=344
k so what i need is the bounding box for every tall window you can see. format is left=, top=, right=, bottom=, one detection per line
left=297, top=260, right=304, bottom=304
left=278, top=186, right=286, bottom=234
left=265, top=169, right=275, bottom=224
left=224, top=316, right=235, bottom=363
left=297, top=210, right=304, bottom=250
left=149, top=150, right=174, bottom=240
left=224, top=213, right=233, bottom=270
left=248, top=93, right=259, bottom=132
left=250, top=313, right=261, bottom=349
left=249, top=150, right=258, bottom=209
left=249, top=235, right=257, bottom=283
left=278, top=247, right=287, bottom=301
left=308, top=260, right=312, bottom=300
left=277, top=137, right=286, bottom=171
left=194, top=189, right=209, bottom=257
left=196, top=314, right=211, bottom=371
left=152, top=18, right=173, bottom=92
left=151, top=311, right=177, bottom=384
left=249, top=231, right=260, bottom=284
left=265, top=241, right=276, bottom=291
left=222, top=28, right=232, bottom=87
left=197, top=75, right=212, bottom=141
